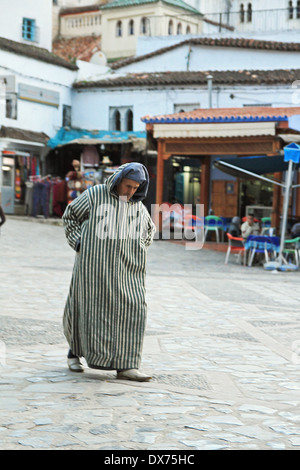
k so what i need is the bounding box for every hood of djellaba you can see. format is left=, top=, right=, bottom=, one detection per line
left=105, top=162, right=149, bottom=203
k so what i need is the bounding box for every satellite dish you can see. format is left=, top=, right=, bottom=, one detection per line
left=90, top=51, right=107, bottom=66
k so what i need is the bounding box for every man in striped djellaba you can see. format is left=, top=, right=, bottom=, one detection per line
left=62, top=162, right=156, bottom=381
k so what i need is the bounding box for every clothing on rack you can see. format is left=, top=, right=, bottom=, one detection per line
left=32, top=181, right=51, bottom=217
left=25, top=176, right=66, bottom=218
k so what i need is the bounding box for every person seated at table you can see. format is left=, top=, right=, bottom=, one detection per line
left=291, top=222, right=300, bottom=238
left=241, top=213, right=260, bottom=239
left=228, top=216, right=241, bottom=237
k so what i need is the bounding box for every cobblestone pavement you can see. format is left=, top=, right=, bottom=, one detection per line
left=1, top=217, right=300, bottom=450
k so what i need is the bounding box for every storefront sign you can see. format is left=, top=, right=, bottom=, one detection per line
left=18, top=83, right=59, bottom=107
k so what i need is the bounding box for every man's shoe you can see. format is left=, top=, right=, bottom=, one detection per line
left=67, top=357, right=84, bottom=373
left=117, top=369, right=152, bottom=382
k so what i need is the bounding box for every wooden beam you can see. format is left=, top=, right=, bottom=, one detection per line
left=163, top=136, right=278, bottom=156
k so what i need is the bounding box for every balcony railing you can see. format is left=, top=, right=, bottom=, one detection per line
left=205, top=7, right=300, bottom=33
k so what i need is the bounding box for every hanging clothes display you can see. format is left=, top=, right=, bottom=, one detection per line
left=32, top=179, right=51, bottom=217
left=15, top=169, right=21, bottom=200
left=81, top=145, right=99, bottom=168
left=25, top=176, right=66, bottom=218
left=52, top=179, right=67, bottom=217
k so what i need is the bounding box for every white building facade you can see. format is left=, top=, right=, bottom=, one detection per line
left=0, top=39, right=78, bottom=214
left=192, top=0, right=300, bottom=37
left=71, top=73, right=299, bottom=133
left=0, top=0, right=53, bottom=51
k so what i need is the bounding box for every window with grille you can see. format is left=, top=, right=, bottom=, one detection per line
left=22, top=18, right=36, bottom=41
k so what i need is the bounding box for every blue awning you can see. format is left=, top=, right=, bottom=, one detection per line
left=47, top=127, right=146, bottom=149
left=214, top=154, right=293, bottom=177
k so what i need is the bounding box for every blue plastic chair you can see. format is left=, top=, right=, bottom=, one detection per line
left=204, top=216, right=224, bottom=243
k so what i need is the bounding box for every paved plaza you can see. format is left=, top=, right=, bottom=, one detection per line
left=0, top=216, right=300, bottom=450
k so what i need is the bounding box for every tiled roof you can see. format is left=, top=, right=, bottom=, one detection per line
left=60, top=4, right=101, bottom=16
left=0, top=126, right=49, bottom=143
left=52, top=36, right=101, bottom=63
left=100, top=0, right=202, bottom=15
left=111, top=37, right=300, bottom=70
left=73, top=68, right=300, bottom=88
left=0, top=36, right=78, bottom=70
left=141, top=106, right=300, bottom=124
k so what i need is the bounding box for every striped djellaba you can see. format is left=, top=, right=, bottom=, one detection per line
left=62, top=163, right=156, bottom=370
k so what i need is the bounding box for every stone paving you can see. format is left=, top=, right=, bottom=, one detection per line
left=0, top=216, right=300, bottom=450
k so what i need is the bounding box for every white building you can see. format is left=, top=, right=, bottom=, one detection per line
left=54, top=2, right=104, bottom=39
left=109, top=36, right=300, bottom=73
left=52, top=0, right=104, bottom=38
left=0, top=37, right=79, bottom=214
left=100, top=0, right=203, bottom=59
left=193, top=0, right=300, bottom=38
left=0, top=0, right=53, bottom=51
left=71, top=68, right=300, bottom=133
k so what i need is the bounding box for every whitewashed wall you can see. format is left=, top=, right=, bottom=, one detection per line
left=0, top=0, right=53, bottom=51
left=112, top=42, right=300, bottom=73
left=72, top=83, right=297, bottom=132
left=0, top=49, right=76, bottom=138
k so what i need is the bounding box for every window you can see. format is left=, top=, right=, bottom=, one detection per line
left=128, top=19, right=134, bottom=35
left=186, top=25, right=191, bottom=34
left=125, top=109, right=133, bottom=131
left=6, top=94, right=17, bottom=120
left=247, top=3, right=252, bottom=22
left=174, top=103, right=200, bottom=113
left=177, top=23, right=182, bottom=34
left=240, top=4, right=245, bottom=23
left=168, top=20, right=173, bottom=35
left=63, top=105, right=71, bottom=128
left=297, top=0, right=300, bottom=18
left=109, top=107, right=133, bottom=131
left=113, top=110, right=121, bottom=131
left=116, top=20, right=122, bottom=37
left=288, top=1, right=294, bottom=19
left=140, top=17, right=150, bottom=35
left=22, top=18, right=36, bottom=41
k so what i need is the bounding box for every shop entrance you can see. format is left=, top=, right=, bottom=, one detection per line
left=165, top=156, right=201, bottom=208
left=239, top=177, right=273, bottom=219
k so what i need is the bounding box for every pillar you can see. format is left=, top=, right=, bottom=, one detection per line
left=200, top=156, right=211, bottom=216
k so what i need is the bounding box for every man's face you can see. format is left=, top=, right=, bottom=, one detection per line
left=247, top=215, right=254, bottom=225
left=116, top=178, right=140, bottom=201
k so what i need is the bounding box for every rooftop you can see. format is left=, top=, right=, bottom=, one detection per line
left=52, top=36, right=101, bottom=64
left=100, top=0, right=202, bottom=15
left=141, top=106, right=300, bottom=124
left=111, top=36, right=300, bottom=70
left=0, top=37, right=78, bottom=71
left=60, top=4, right=101, bottom=16
left=73, top=68, right=300, bottom=88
